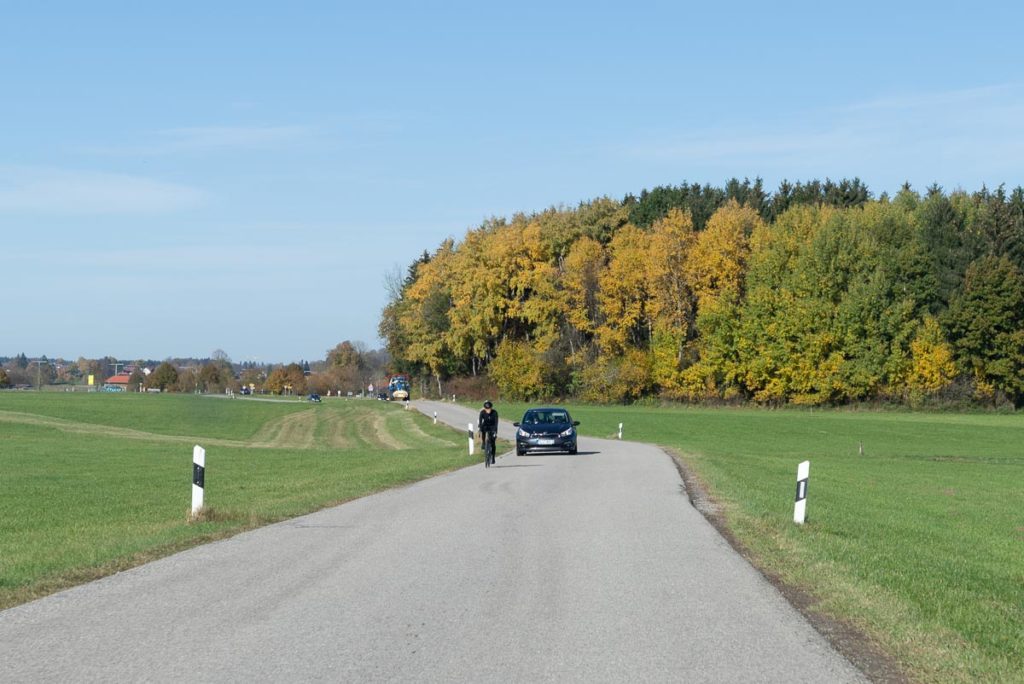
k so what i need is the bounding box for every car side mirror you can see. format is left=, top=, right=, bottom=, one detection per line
left=573, top=421, right=580, bottom=426
left=513, top=422, right=520, bottom=427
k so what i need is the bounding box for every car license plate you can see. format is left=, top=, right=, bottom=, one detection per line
left=538, top=439, right=555, bottom=445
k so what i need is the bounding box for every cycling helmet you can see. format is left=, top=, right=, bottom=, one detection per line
left=483, top=401, right=493, bottom=408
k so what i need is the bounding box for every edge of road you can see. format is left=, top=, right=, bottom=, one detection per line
left=414, top=399, right=907, bottom=684
left=663, top=447, right=909, bottom=684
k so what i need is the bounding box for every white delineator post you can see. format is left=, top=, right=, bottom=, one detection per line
left=794, top=460, right=810, bottom=524
left=433, top=412, right=437, bottom=424
left=468, top=423, right=474, bottom=456
left=618, top=423, right=623, bottom=440
left=191, top=445, right=206, bottom=517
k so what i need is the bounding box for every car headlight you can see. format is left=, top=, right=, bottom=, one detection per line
left=560, top=428, right=574, bottom=437
left=518, top=429, right=530, bottom=438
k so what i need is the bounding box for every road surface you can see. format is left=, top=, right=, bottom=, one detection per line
left=0, top=400, right=864, bottom=682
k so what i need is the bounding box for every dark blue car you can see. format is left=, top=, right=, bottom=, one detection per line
left=514, top=407, right=580, bottom=455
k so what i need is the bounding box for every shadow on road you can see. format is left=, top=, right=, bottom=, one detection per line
left=493, top=463, right=544, bottom=468
left=518, top=451, right=600, bottom=457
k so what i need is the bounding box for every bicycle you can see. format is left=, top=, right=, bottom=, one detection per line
left=481, top=430, right=496, bottom=467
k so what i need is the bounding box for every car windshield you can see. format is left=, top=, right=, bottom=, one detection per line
left=524, top=411, right=570, bottom=424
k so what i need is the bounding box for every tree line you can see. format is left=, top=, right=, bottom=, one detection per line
left=0, top=343, right=391, bottom=397
left=380, top=179, right=1024, bottom=407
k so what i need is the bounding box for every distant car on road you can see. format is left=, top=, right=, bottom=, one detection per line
left=308, top=393, right=321, bottom=403
left=514, top=407, right=580, bottom=455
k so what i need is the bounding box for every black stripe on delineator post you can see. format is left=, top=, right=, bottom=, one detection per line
left=193, top=463, right=205, bottom=488
left=795, top=478, right=807, bottom=502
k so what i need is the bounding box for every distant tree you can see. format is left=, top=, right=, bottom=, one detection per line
left=176, top=366, right=201, bottom=393
left=916, top=187, right=974, bottom=313
left=597, top=225, right=650, bottom=353
left=906, top=316, right=957, bottom=395
left=328, top=341, right=364, bottom=369
left=14, top=353, right=28, bottom=369
left=0, top=368, right=10, bottom=388
left=945, top=255, right=1024, bottom=405
left=128, top=367, right=145, bottom=392
left=198, top=363, right=225, bottom=392
left=489, top=339, right=548, bottom=400
left=577, top=196, right=631, bottom=243
left=265, top=363, right=307, bottom=395
left=149, top=362, right=179, bottom=391
left=971, top=185, right=1024, bottom=271
left=239, top=368, right=263, bottom=392
left=629, top=182, right=727, bottom=231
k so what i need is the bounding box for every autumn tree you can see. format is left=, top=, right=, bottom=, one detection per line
left=596, top=225, right=650, bottom=354
left=265, top=363, right=308, bottom=395
left=128, top=367, right=145, bottom=392
left=327, top=341, right=364, bottom=369
left=149, top=362, right=179, bottom=391
left=906, top=315, right=957, bottom=396
left=643, top=208, right=696, bottom=396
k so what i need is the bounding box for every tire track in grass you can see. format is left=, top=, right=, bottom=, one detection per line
left=247, top=410, right=317, bottom=449
left=0, top=410, right=246, bottom=448
left=354, top=410, right=408, bottom=450
left=388, top=410, right=452, bottom=447
left=320, top=410, right=354, bottom=449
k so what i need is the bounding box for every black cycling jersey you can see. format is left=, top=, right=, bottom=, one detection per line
left=478, top=408, right=499, bottom=433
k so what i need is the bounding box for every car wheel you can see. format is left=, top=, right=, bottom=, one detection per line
left=569, top=446, right=577, bottom=455
left=516, top=447, right=526, bottom=456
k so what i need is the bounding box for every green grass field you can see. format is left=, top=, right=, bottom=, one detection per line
left=496, top=401, right=1024, bottom=682
left=0, top=392, right=476, bottom=610
left=5, top=394, right=1022, bottom=680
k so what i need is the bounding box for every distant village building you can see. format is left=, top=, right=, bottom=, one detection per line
left=103, top=373, right=131, bottom=392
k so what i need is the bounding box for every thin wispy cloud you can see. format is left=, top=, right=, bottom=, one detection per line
left=623, top=84, right=1024, bottom=188
left=840, top=83, right=1019, bottom=113
left=155, top=125, right=315, bottom=150
left=0, top=166, right=205, bottom=215
left=81, top=124, right=317, bottom=155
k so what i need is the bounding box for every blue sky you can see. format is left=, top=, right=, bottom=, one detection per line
left=2, top=1, right=1023, bottom=363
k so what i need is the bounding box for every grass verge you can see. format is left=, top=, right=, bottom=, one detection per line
left=0, top=393, right=474, bottom=610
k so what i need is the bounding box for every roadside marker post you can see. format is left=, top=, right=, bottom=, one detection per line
left=433, top=412, right=437, bottom=424
left=794, top=460, right=809, bottom=524
left=468, top=423, right=474, bottom=456
left=191, top=445, right=205, bottom=518
left=618, top=423, right=623, bottom=440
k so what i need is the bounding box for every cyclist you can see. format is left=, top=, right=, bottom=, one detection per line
left=478, top=400, right=499, bottom=467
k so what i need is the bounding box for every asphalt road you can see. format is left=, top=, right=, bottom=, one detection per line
left=0, top=400, right=864, bottom=682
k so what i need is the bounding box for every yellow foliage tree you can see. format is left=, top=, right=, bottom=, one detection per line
left=645, top=208, right=697, bottom=395
left=562, top=236, right=605, bottom=336
left=488, top=339, right=547, bottom=400
left=400, top=241, right=456, bottom=393
left=578, top=347, right=653, bottom=403
left=907, top=315, right=957, bottom=393
left=596, top=225, right=649, bottom=354
left=685, top=200, right=759, bottom=307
